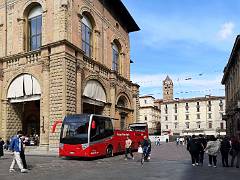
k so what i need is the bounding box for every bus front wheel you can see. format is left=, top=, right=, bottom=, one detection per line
left=106, top=146, right=113, bottom=157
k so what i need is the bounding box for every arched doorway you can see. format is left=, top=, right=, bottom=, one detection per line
left=82, top=80, right=106, bottom=115
left=116, top=95, right=130, bottom=130
left=7, top=74, right=41, bottom=143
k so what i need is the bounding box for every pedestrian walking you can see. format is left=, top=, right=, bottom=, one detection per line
left=176, top=137, right=179, bottom=146
left=20, top=136, right=28, bottom=169
left=179, top=137, right=184, bottom=145
left=137, top=142, right=143, bottom=165
left=230, top=136, right=240, bottom=168
left=0, top=137, right=4, bottom=158
left=198, top=134, right=207, bottom=166
left=187, top=135, right=200, bottom=166
left=141, top=136, right=151, bottom=160
left=9, top=131, right=28, bottom=173
left=220, top=136, right=231, bottom=167
left=186, top=136, right=190, bottom=145
left=155, top=137, right=158, bottom=146
left=125, top=135, right=134, bottom=160
left=156, top=138, right=161, bottom=146
left=4, top=139, right=10, bottom=150
left=204, top=135, right=221, bottom=168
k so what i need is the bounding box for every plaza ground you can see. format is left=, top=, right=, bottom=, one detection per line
left=0, top=143, right=240, bottom=180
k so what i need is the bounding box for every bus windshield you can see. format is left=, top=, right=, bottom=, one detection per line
left=60, top=115, right=90, bottom=144
left=128, top=123, right=148, bottom=132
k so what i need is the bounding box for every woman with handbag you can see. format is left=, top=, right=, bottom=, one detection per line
left=230, top=136, right=240, bottom=168
left=204, top=135, right=221, bottom=168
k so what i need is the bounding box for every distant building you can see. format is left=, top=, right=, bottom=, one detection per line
left=139, top=96, right=161, bottom=134
left=159, top=96, right=226, bottom=136
left=222, top=35, right=240, bottom=138
left=155, top=76, right=226, bottom=136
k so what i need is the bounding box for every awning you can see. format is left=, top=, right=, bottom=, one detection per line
left=7, top=74, right=41, bottom=103
left=82, top=96, right=105, bottom=107
left=83, top=80, right=106, bottom=103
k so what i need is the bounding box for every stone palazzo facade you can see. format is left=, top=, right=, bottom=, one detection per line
left=222, top=35, right=240, bottom=138
left=0, top=0, right=140, bottom=151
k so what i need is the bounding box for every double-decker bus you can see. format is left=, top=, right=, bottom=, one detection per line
left=59, top=114, right=148, bottom=158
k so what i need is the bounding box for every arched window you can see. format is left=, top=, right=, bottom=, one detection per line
left=28, top=5, right=42, bottom=51
left=112, top=42, right=119, bottom=71
left=82, top=15, right=93, bottom=57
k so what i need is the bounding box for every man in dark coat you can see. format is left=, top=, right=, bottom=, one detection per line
left=20, top=137, right=28, bottom=169
left=230, top=136, right=240, bottom=168
left=0, top=138, right=4, bottom=157
left=220, top=136, right=231, bottom=167
left=198, top=134, right=207, bottom=166
left=187, top=135, right=201, bottom=166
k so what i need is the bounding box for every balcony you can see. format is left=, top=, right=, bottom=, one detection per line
left=83, top=55, right=133, bottom=88
left=2, top=50, right=41, bottom=70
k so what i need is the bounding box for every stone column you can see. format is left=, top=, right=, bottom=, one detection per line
left=132, top=83, right=140, bottom=123
left=110, top=73, right=117, bottom=119
left=1, top=100, right=8, bottom=140
left=17, top=18, right=25, bottom=52
left=0, top=68, right=3, bottom=138
left=39, top=49, right=50, bottom=149
left=76, top=54, right=84, bottom=114
left=48, top=48, right=65, bottom=151
left=120, top=52, right=125, bottom=76
left=93, top=30, right=100, bottom=61
left=41, top=10, right=47, bottom=45
left=48, top=43, right=77, bottom=151
left=0, top=24, right=4, bottom=57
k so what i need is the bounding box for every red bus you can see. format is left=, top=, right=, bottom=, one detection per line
left=59, top=114, right=148, bottom=158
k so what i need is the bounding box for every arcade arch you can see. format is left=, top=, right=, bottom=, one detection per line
left=7, top=74, right=41, bottom=143
left=82, top=80, right=107, bottom=114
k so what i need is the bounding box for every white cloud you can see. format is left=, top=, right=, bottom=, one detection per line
left=217, top=22, right=235, bottom=40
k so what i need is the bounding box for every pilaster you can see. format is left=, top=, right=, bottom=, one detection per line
left=40, top=48, right=50, bottom=147
left=110, top=73, right=117, bottom=118
left=76, top=53, right=84, bottom=114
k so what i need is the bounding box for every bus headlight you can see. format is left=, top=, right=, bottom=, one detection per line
left=82, top=143, right=89, bottom=150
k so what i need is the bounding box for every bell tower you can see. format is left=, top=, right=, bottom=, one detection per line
left=163, top=76, right=173, bottom=101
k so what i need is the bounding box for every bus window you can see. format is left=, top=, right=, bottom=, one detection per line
left=105, top=119, right=114, bottom=137
left=90, top=116, right=114, bottom=142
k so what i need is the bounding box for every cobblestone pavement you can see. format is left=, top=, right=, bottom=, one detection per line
left=0, top=143, right=240, bottom=180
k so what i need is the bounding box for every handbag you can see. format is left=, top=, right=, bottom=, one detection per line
left=229, top=148, right=233, bottom=156
left=138, top=146, right=143, bottom=153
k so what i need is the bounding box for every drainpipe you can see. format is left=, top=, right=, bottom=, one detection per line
left=5, top=0, right=7, bottom=56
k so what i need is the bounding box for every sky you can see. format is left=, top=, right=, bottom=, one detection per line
left=122, top=0, right=240, bottom=99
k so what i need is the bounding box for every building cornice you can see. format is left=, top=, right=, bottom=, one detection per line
left=160, top=96, right=225, bottom=104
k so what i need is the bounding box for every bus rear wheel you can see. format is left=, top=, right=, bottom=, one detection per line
left=106, top=146, right=113, bottom=157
